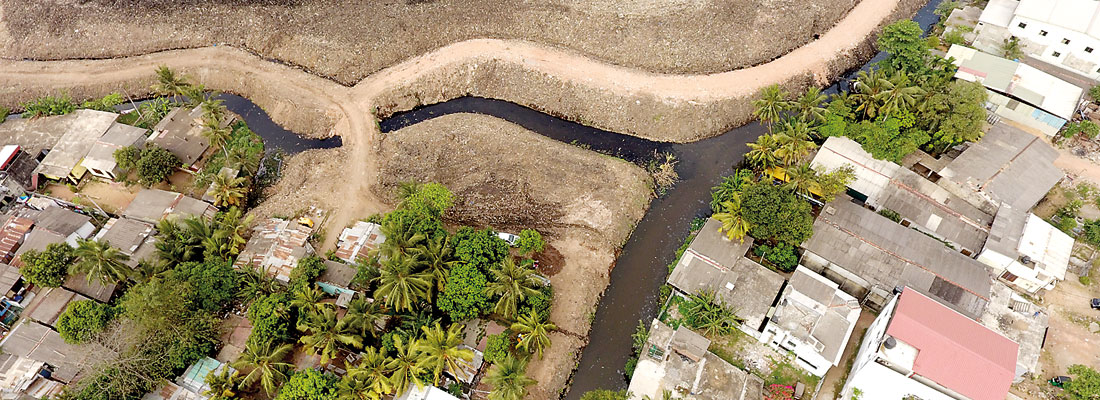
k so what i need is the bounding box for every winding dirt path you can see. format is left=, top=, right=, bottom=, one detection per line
left=0, top=0, right=911, bottom=396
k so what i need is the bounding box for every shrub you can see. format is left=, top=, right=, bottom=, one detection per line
left=517, top=229, right=545, bottom=255
left=288, top=256, right=327, bottom=291
left=484, top=332, right=512, bottom=364
left=275, top=369, right=338, bottom=400
left=136, top=146, right=181, bottom=185
left=20, top=242, right=74, bottom=288
left=1083, top=219, right=1100, bottom=245
left=79, top=93, right=124, bottom=112
left=942, top=30, right=966, bottom=46
left=754, top=242, right=799, bottom=272
left=113, top=146, right=141, bottom=173
left=1090, top=85, right=1100, bottom=102
left=519, top=285, right=553, bottom=321
left=1063, top=121, right=1100, bottom=139
left=0, top=106, right=9, bottom=121
left=247, top=292, right=292, bottom=346
left=57, top=300, right=115, bottom=344
left=1065, top=364, right=1100, bottom=400
left=1081, top=276, right=1092, bottom=286
left=21, top=94, right=76, bottom=118
left=878, top=208, right=903, bottom=223
left=580, top=390, right=630, bottom=400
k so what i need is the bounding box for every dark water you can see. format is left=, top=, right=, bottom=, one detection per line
left=115, top=94, right=342, bottom=154
left=379, top=0, right=944, bottom=397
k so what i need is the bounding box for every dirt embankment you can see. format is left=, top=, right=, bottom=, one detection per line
left=376, top=113, right=653, bottom=397
left=2, top=0, right=857, bottom=85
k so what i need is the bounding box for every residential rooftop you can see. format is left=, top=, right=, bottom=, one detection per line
left=803, top=198, right=993, bottom=319
left=940, top=122, right=1064, bottom=212
left=63, top=273, right=117, bottom=303
left=947, top=45, right=1083, bottom=120
left=93, top=217, right=155, bottom=257
left=627, top=320, right=763, bottom=400
left=16, top=206, right=93, bottom=239
left=12, top=230, right=67, bottom=268
left=149, top=106, right=223, bottom=166
left=0, top=320, right=90, bottom=383
left=24, top=287, right=87, bottom=328
left=123, top=189, right=217, bottom=224
left=333, top=221, right=386, bottom=263
left=772, top=267, right=861, bottom=366
left=32, top=110, right=120, bottom=180
left=0, top=215, right=33, bottom=264
left=234, top=218, right=315, bottom=283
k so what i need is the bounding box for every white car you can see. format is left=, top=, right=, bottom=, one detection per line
left=497, top=232, right=519, bottom=246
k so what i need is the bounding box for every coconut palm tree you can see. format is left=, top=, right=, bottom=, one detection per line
left=745, top=134, right=781, bottom=171
left=773, top=130, right=816, bottom=167
left=713, top=196, right=751, bottom=243
left=486, top=258, right=542, bottom=320
left=377, top=217, right=426, bottom=260
left=232, top=341, right=294, bottom=396
left=201, top=114, right=233, bottom=154
left=201, top=96, right=227, bottom=122
left=388, top=336, right=425, bottom=396
left=752, top=84, right=790, bottom=128
left=793, top=87, right=828, bottom=124
left=71, top=238, right=131, bottom=284
left=374, top=255, right=432, bottom=312
left=226, top=145, right=259, bottom=176
left=345, top=346, right=395, bottom=399
left=485, top=355, right=537, bottom=400
left=416, top=322, right=474, bottom=384
left=215, top=207, right=253, bottom=255
left=236, top=270, right=279, bottom=305
left=154, top=218, right=204, bottom=264
left=151, top=66, right=190, bottom=96
left=511, top=310, right=557, bottom=359
left=203, top=367, right=243, bottom=400
left=783, top=163, right=820, bottom=197
left=410, top=235, right=455, bottom=292
left=132, top=258, right=171, bottom=284
left=208, top=173, right=249, bottom=208
left=291, top=285, right=331, bottom=322
left=875, top=72, right=926, bottom=117
left=343, top=297, right=385, bottom=339
left=298, top=307, right=362, bottom=364
left=851, top=69, right=890, bottom=120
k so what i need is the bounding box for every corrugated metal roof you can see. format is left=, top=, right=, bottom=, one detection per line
left=948, top=45, right=1083, bottom=120
left=234, top=218, right=314, bottom=282
left=334, top=221, right=386, bottom=263
left=887, top=290, right=1018, bottom=400
left=941, top=122, right=1064, bottom=211
left=0, top=216, right=33, bottom=263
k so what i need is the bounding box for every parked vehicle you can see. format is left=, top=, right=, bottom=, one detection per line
left=1050, top=375, right=1072, bottom=388
left=1091, top=298, right=1100, bottom=310
left=497, top=232, right=519, bottom=246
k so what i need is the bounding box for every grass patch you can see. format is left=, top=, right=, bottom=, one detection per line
left=707, top=330, right=751, bottom=371
left=766, top=356, right=820, bottom=398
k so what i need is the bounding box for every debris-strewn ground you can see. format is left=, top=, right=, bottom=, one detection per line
left=375, top=113, right=653, bottom=397
left=1, top=0, right=858, bottom=85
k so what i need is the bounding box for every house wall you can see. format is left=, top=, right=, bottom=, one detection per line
left=759, top=325, right=833, bottom=376
left=842, top=294, right=897, bottom=399
left=986, top=91, right=1065, bottom=136
left=1008, top=16, right=1100, bottom=80
left=977, top=249, right=1051, bottom=293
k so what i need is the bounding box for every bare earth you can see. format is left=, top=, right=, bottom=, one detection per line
left=1, top=0, right=857, bottom=85
left=375, top=114, right=653, bottom=397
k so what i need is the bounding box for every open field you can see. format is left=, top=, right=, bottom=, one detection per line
left=1, top=0, right=858, bottom=85
left=374, top=113, right=654, bottom=397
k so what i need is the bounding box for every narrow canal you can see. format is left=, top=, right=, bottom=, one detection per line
left=379, top=0, right=945, bottom=397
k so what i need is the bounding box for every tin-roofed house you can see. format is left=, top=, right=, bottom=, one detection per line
left=840, top=289, right=1018, bottom=400
left=318, top=260, right=359, bottom=307
left=665, top=218, right=785, bottom=338
left=626, top=320, right=764, bottom=400
left=334, top=221, right=386, bottom=263
left=149, top=106, right=232, bottom=170
left=14, top=206, right=95, bottom=248
left=93, top=217, right=157, bottom=267
left=31, top=110, right=120, bottom=183
left=979, top=207, right=1073, bottom=293
left=123, top=189, right=218, bottom=224
left=801, top=198, right=994, bottom=318
left=761, top=267, right=862, bottom=376
left=0, top=320, right=93, bottom=384
left=234, top=218, right=315, bottom=283
left=22, top=287, right=88, bottom=329
left=80, top=122, right=147, bottom=181
left=0, top=215, right=34, bottom=264
left=0, top=146, right=42, bottom=208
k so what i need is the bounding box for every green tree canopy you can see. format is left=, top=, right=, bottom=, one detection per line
left=247, top=292, right=293, bottom=347
left=878, top=20, right=931, bottom=76
left=136, top=146, right=181, bottom=185
left=19, top=242, right=74, bottom=288
left=453, top=227, right=510, bottom=270
left=57, top=300, right=115, bottom=344
left=844, top=118, right=930, bottom=163
left=289, top=255, right=327, bottom=291
left=172, top=260, right=239, bottom=313
left=437, top=264, right=490, bottom=321
left=1066, top=364, right=1100, bottom=400
left=516, top=229, right=545, bottom=256
left=740, top=181, right=815, bottom=245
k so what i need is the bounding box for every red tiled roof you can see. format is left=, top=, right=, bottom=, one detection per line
left=886, top=290, right=1018, bottom=400
left=0, top=217, right=33, bottom=264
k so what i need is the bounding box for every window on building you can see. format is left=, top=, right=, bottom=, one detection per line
left=1063, top=38, right=1072, bottom=45
left=1053, top=51, right=1062, bottom=57
left=1087, top=47, right=1095, bottom=53
left=1018, top=22, right=1027, bottom=29
left=1001, top=271, right=1019, bottom=282
left=1040, top=30, right=1048, bottom=36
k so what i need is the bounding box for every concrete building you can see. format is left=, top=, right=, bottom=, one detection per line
left=31, top=110, right=119, bottom=183
left=666, top=218, right=785, bottom=337
left=149, top=106, right=231, bottom=169
left=93, top=217, right=157, bottom=267
left=974, top=0, right=1100, bottom=81
left=141, top=357, right=230, bottom=400
left=981, top=282, right=1049, bottom=380
left=80, top=122, right=147, bottom=180
left=0, top=353, right=64, bottom=399
left=979, top=207, right=1072, bottom=293
left=234, top=218, right=315, bottom=283
left=801, top=198, right=994, bottom=318
left=947, top=45, right=1084, bottom=135
left=812, top=137, right=993, bottom=256
left=760, top=267, right=861, bottom=377
left=627, top=320, right=763, bottom=400
left=333, top=221, right=386, bottom=263
left=840, top=289, right=1018, bottom=400
left=937, top=122, right=1065, bottom=213
left=0, top=320, right=92, bottom=384
left=123, top=189, right=218, bottom=224
left=14, top=206, right=95, bottom=248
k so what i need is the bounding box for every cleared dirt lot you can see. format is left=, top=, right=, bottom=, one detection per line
left=1, top=0, right=858, bottom=85
left=374, top=113, right=653, bottom=397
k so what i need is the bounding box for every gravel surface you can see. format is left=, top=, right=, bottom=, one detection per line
left=2, top=0, right=857, bottom=84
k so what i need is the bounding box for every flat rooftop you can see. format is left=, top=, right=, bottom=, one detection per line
left=940, top=122, right=1064, bottom=211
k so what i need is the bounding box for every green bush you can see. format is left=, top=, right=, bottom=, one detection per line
left=517, top=229, right=545, bottom=255
left=754, top=242, right=800, bottom=272
left=288, top=256, right=327, bottom=291
left=57, top=300, right=115, bottom=344
left=21, top=94, right=76, bottom=118
left=113, top=146, right=141, bottom=173
left=79, top=93, right=124, bottom=112
left=19, top=242, right=74, bottom=288
left=0, top=106, right=9, bottom=121
left=484, top=332, right=512, bottom=364
left=1090, top=85, right=1100, bottom=102
left=878, top=208, right=903, bottom=223
left=519, top=285, right=553, bottom=321
left=247, top=292, right=292, bottom=346
left=1083, top=219, right=1100, bottom=245
left=580, top=390, right=630, bottom=400
left=942, top=30, right=966, bottom=46
left=275, top=369, right=338, bottom=400
left=1080, top=276, right=1092, bottom=286
left=1062, top=121, right=1100, bottom=139
left=136, top=146, right=181, bottom=185
left=437, top=264, right=490, bottom=321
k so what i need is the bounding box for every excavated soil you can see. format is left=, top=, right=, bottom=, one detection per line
left=374, top=113, right=653, bottom=397
left=2, top=0, right=858, bottom=85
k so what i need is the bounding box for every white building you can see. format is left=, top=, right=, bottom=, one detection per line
left=627, top=320, right=763, bottom=400
left=394, top=385, right=459, bottom=400
left=841, top=289, right=1018, bottom=400
left=947, top=45, right=1084, bottom=136
left=760, top=267, right=861, bottom=377
left=979, top=207, right=1073, bottom=293
left=975, top=0, right=1100, bottom=81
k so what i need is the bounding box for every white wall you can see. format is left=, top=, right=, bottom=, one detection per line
left=1008, top=16, right=1100, bottom=80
